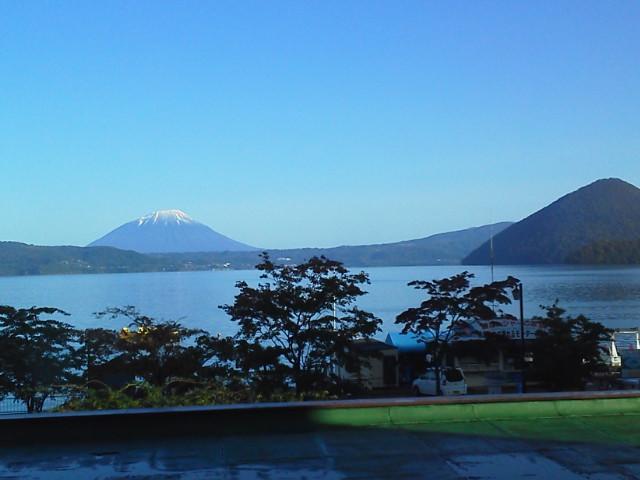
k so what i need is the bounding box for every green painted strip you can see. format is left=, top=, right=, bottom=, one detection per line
left=553, top=397, right=640, bottom=417
left=305, top=397, right=640, bottom=429
left=471, top=401, right=559, bottom=420
left=390, top=403, right=477, bottom=424
left=309, top=406, right=391, bottom=426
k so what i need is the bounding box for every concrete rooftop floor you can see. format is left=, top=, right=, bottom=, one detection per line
left=3, top=414, right=640, bottom=479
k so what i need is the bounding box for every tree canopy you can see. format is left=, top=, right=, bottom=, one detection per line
left=221, top=253, right=381, bottom=394
left=395, top=272, right=520, bottom=394
left=530, top=303, right=611, bottom=391
left=0, top=306, right=83, bottom=412
left=93, top=307, right=208, bottom=386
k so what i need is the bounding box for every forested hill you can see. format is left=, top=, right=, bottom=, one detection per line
left=463, top=178, right=640, bottom=265
left=0, top=242, right=165, bottom=276
left=567, top=238, right=640, bottom=264
left=0, top=222, right=511, bottom=276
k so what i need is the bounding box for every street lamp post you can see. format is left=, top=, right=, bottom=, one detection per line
left=518, top=282, right=526, bottom=393
left=331, top=301, right=337, bottom=376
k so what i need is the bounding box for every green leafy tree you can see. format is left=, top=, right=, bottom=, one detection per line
left=194, top=333, right=240, bottom=383
left=221, top=253, right=382, bottom=395
left=94, top=307, right=206, bottom=386
left=0, top=306, right=83, bottom=412
left=83, top=327, right=120, bottom=384
left=530, top=303, right=611, bottom=391
left=231, top=339, right=291, bottom=397
left=395, top=272, right=520, bottom=394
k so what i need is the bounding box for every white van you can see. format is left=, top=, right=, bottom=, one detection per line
left=412, top=367, right=467, bottom=396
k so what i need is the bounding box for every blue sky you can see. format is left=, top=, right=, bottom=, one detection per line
left=1, top=1, right=639, bottom=249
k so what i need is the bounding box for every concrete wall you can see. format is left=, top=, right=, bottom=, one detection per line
left=2, top=391, right=640, bottom=445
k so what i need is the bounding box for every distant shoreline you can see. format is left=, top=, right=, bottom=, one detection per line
left=2, top=261, right=640, bottom=279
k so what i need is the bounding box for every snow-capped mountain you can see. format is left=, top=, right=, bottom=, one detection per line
left=88, top=210, right=257, bottom=253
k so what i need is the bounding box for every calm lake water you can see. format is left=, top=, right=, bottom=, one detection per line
left=1, top=265, right=640, bottom=337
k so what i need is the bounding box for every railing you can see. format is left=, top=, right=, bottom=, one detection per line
left=0, top=395, right=69, bottom=415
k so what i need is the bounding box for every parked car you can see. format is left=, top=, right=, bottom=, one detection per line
left=412, top=367, right=467, bottom=396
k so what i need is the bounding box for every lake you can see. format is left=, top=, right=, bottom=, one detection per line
left=1, top=265, right=640, bottom=337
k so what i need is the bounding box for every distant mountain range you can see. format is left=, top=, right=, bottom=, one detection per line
left=268, top=222, right=513, bottom=267
left=464, top=178, right=640, bottom=265
left=4, top=177, right=640, bottom=276
left=89, top=210, right=257, bottom=253
left=0, top=222, right=511, bottom=276
left=157, top=221, right=513, bottom=270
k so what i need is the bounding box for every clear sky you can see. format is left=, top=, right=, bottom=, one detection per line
left=1, top=1, right=639, bottom=249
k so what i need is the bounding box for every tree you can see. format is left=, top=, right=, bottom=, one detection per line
left=194, top=333, right=240, bottom=383
left=231, top=339, right=291, bottom=397
left=395, top=272, right=520, bottom=394
left=221, top=253, right=381, bottom=395
left=0, top=306, right=83, bottom=412
left=94, top=307, right=206, bottom=386
left=530, top=303, right=611, bottom=391
left=83, top=327, right=120, bottom=384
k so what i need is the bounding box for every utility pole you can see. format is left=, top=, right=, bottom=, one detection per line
left=490, top=233, right=495, bottom=283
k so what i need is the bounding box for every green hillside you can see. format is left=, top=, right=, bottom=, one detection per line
left=0, top=242, right=165, bottom=276
left=567, top=238, right=640, bottom=264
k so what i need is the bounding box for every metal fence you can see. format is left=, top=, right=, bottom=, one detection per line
left=0, top=395, right=69, bottom=415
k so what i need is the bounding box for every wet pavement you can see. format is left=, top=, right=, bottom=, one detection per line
left=3, top=415, right=640, bottom=479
